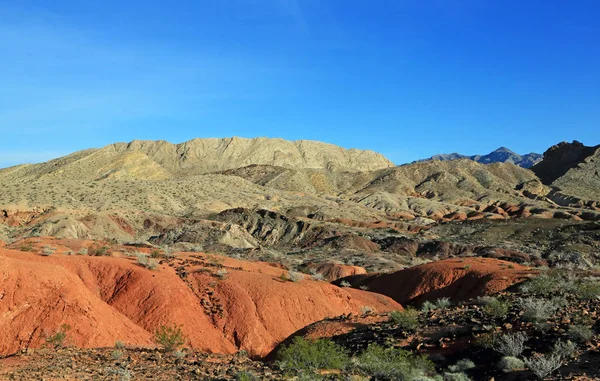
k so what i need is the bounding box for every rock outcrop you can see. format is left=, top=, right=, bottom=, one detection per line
left=334, top=258, right=535, bottom=305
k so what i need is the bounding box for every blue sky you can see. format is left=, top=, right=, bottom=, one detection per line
left=1, top=0, right=599, bottom=167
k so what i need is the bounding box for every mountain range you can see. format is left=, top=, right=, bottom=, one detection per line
left=2, top=137, right=600, bottom=380
left=418, top=147, right=543, bottom=168
left=0, top=137, right=598, bottom=251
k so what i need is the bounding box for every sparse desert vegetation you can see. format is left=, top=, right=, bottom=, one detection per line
left=1, top=139, right=599, bottom=380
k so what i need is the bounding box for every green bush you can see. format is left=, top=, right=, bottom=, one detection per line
left=435, top=298, right=452, bottom=309
left=518, top=297, right=558, bottom=322
left=45, top=324, right=71, bottom=348
left=553, top=340, right=577, bottom=359
left=421, top=301, right=436, bottom=313
left=153, top=324, right=186, bottom=352
left=20, top=244, right=34, bottom=252
left=497, top=356, right=524, bottom=373
left=477, top=296, right=511, bottom=319
left=136, top=253, right=158, bottom=270
left=520, top=270, right=574, bottom=296
left=277, top=337, right=349, bottom=373
left=111, top=349, right=124, bottom=360
left=357, top=344, right=436, bottom=381
left=389, top=308, right=420, bottom=331
left=491, top=331, right=528, bottom=357
left=235, top=371, right=259, bottom=381
left=523, top=353, right=563, bottom=379
left=90, top=246, right=110, bottom=256
left=442, top=372, right=471, bottom=381
left=568, top=324, right=595, bottom=343
left=447, top=359, right=475, bottom=373
left=574, top=280, right=600, bottom=301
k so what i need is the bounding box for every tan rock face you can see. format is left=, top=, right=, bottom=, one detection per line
left=0, top=137, right=394, bottom=182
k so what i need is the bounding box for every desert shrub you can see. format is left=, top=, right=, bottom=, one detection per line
left=19, top=243, right=34, bottom=252
left=361, top=306, right=376, bottom=315
left=41, top=245, right=55, bottom=256
left=173, top=349, right=186, bottom=360
left=389, top=308, right=420, bottom=331
left=340, top=280, right=352, bottom=288
left=359, top=285, right=370, bottom=291
left=90, top=245, right=110, bottom=256
left=477, top=296, right=511, bottom=319
left=435, top=297, right=452, bottom=309
left=216, top=268, right=228, bottom=279
left=111, top=349, right=124, bottom=360
left=574, top=280, right=600, bottom=301
left=520, top=274, right=557, bottom=295
left=520, top=270, right=576, bottom=296
left=421, top=301, right=436, bottom=313
left=518, top=297, right=558, bottom=322
left=491, top=331, right=528, bottom=357
left=568, top=324, right=595, bottom=343
left=106, top=367, right=132, bottom=381
left=553, top=340, right=577, bottom=359
left=447, top=359, right=475, bottom=373
left=523, top=353, right=563, bottom=379
left=136, top=253, right=158, bottom=270
left=442, top=372, right=471, bottom=381
left=287, top=271, right=304, bottom=282
left=235, top=371, right=259, bottom=381
left=357, top=344, right=436, bottom=381
left=474, top=332, right=496, bottom=349
left=150, top=249, right=161, bottom=258
left=309, top=269, right=326, bottom=281
left=419, top=299, right=450, bottom=312
left=45, top=324, right=71, bottom=348
left=206, top=253, right=225, bottom=265
left=77, top=247, right=88, bottom=255
left=497, top=356, right=524, bottom=372
left=163, top=247, right=176, bottom=259
left=153, top=324, right=186, bottom=352
left=114, top=340, right=125, bottom=349
left=277, top=337, right=349, bottom=373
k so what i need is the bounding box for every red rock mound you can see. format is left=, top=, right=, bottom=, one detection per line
left=0, top=252, right=153, bottom=355
left=335, top=258, right=535, bottom=305
left=303, top=262, right=368, bottom=281
left=0, top=239, right=401, bottom=358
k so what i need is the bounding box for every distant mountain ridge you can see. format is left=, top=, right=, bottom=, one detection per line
left=419, top=147, right=542, bottom=168
left=0, top=137, right=395, bottom=181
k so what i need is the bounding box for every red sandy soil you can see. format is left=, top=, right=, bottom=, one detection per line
left=0, top=237, right=401, bottom=358
left=337, top=257, right=536, bottom=305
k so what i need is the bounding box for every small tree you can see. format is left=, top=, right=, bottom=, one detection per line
left=153, top=324, right=186, bottom=352
left=45, top=324, right=71, bottom=348
left=277, top=337, right=349, bottom=373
